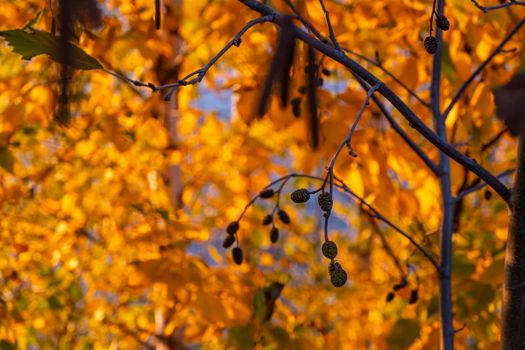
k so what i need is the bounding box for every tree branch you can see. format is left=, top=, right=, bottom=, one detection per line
left=470, top=0, right=525, bottom=12
left=235, top=172, right=440, bottom=271
left=319, top=0, right=341, bottom=50
left=238, top=0, right=511, bottom=204
left=160, top=15, right=275, bottom=100
left=331, top=174, right=441, bottom=272
left=352, top=74, right=440, bottom=174
left=456, top=169, right=514, bottom=201
left=431, top=0, right=454, bottom=347
left=343, top=47, right=431, bottom=108
left=443, top=18, right=525, bottom=119
left=283, top=0, right=324, bottom=41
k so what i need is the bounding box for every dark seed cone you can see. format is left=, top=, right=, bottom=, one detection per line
left=232, top=247, right=243, bottom=265
left=436, top=15, right=450, bottom=31
left=226, top=221, right=239, bottom=235
left=259, top=188, right=275, bottom=199
left=330, top=267, right=347, bottom=288
left=298, top=86, right=307, bottom=95
left=318, top=192, right=333, bottom=212
left=291, top=98, right=301, bottom=118
left=393, top=279, right=408, bottom=291
left=222, top=235, right=235, bottom=248
left=424, top=36, right=438, bottom=55
left=408, top=289, right=419, bottom=304
left=270, top=227, right=279, bottom=243
left=262, top=214, right=273, bottom=225
left=386, top=292, right=395, bottom=302
left=322, top=241, right=338, bottom=259
left=321, top=68, right=331, bottom=76
left=484, top=190, right=492, bottom=200
left=291, top=188, right=310, bottom=203
left=328, top=261, right=342, bottom=274
left=277, top=209, right=291, bottom=224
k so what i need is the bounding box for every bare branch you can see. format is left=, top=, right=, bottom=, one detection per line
left=481, top=128, right=509, bottom=152
left=327, top=84, right=381, bottom=187
left=240, top=173, right=441, bottom=272
left=350, top=73, right=439, bottom=173
left=431, top=0, right=454, bottom=346
left=443, top=18, right=525, bottom=119
left=456, top=169, right=514, bottom=201
left=343, top=47, right=431, bottom=108
left=319, top=0, right=341, bottom=51
left=161, top=15, right=275, bottom=100
left=283, top=0, right=324, bottom=41
left=331, top=174, right=441, bottom=272
left=238, top=0, right=511, bottom=203
left=470, top=0, right=525, bottom=12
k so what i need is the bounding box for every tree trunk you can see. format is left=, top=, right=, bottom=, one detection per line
left=502, top=138, right=525, bottom=349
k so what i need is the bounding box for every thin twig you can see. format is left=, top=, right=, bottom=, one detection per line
left=319, top=0, right=341, bottom=51
left=283, top=0, right=324, bottom=41
left=367, top=217, right=406, bottom=278
left=348, top=72, right=439, bottom=174
left=332, top=174, right=441, bottom=272
left=456, top=169, right=514, bottom=201
left=162, top=15, right=275, bottom=100
left=343, top=47, right=431, bottom=108
left=238, top=173, right=441, bottom=271
left=327, top=83, right=381, bottom=171
left=443, top=18, right=525, bottom=119
left=237, top=0, right=511, bottom=202
left=470, top=0, right=525, bottom=12
left=481, top=128, right=509, bottom=152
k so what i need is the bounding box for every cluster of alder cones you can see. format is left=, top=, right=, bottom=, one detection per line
left=221, top=186, right=348, bottom=287
left=424, top=15, right=450, bottom=54
left=291, top=188, right=348, bottom=288
left=222, top=188, right=291, bottom=265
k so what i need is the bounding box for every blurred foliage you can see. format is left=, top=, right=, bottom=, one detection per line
left=0, top=0, right=523, bottom=349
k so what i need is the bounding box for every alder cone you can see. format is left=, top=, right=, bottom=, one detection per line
left=259, top=188, right=275, bottom=198
left=393, top=279, right=408, bottom=291
left=292, top=98, right=301, bottom=118
left=386, top=292, right=395, bottom=302
left=436, top=15, right=450, bottom=31
left=270, top=227, right=279, bottom=243
left=222, top=235, right=235, bottom=248
left=330, top=267, right=347, bottom=287
left=291, top=188, right=310, bottom=203
left=277, top=209, right=291, bottom=224
left=262, top=214, right=273, bottom=225
left=424, top=36, right=438, bottom=55
left=318, top=192, right=333, bottom=212
left=321, top=241, right=338, bottom=259
left=409, top=289, right=419, bottom=304
left=232, top=247, right=243, bottom=265
left=328, top=261, right=342, bottom=274
left=226, top=221, right=239, bottom=235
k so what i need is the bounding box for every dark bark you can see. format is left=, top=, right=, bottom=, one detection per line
left=502, top=138, right=525, bottom=349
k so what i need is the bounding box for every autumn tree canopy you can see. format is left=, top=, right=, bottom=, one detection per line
left=0, top=0, right=525, bottom=349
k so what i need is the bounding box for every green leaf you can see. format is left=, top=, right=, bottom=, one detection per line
left=23, top=10, right=43, bottom=30
left=0, top=29, right=103, bottom=70
left=387, top=318, right=421, bottom=350
left=441, top=42, right=456, bottom=81
left=452, top=254, right=476, bottom=277
left=0, top=147, right=14, bottom=173
left=227, top=326, right=255, bottom=349
left=253, top=287, right=266, bottom=322
left=0, top=340, right=16, bottom=350
left=267, top=326, right=291, bottom=348
left=426, top=297, right=439, bottom=321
